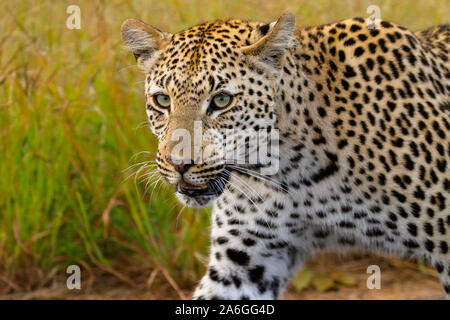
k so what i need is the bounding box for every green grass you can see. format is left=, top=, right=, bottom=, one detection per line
left=0, top=0, right=448, bottom=293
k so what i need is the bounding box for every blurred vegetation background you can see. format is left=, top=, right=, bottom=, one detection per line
left=0, top=0, right=448, bottom=296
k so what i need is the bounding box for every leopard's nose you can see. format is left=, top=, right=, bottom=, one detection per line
left=166, top=157, right=193, bottom=174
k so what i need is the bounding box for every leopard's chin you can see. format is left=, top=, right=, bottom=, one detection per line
left=176, top=192, right=219, bottom=208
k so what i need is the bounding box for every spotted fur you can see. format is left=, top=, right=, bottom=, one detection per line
left=122, top=12, right=450, bottom=299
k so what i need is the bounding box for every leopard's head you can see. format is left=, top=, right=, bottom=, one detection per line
left=121, top=12, right=297, bottom=207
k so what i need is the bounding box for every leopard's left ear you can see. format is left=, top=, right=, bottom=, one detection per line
left=121, top=19, right=172, bottom=70
left=242, top=11, right=297, bottom=69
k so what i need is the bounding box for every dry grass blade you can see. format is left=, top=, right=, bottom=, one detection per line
left=160, top=268, right=187, bottom=300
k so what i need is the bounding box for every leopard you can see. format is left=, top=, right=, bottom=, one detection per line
left=121, top=11, right=450, bottom=299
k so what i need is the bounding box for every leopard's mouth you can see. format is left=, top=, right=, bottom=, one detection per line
left=176, top=168, right=232, bottom=199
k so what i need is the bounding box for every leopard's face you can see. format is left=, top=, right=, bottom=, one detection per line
left=122, top=15, right=296, bottom=207
left=145, top=43, right=278, bottom=207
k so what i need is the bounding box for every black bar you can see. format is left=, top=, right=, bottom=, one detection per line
left=0, top=300, right=446, bottom=319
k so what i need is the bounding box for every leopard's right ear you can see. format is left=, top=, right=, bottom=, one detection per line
left=121, top=19, right=172, bottom=70
left=242, top=12, right=297, bottom=70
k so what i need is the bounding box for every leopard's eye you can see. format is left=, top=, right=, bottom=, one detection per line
left=153, top=94, right=171, bottom=109
left=211, top=93, right=233, bottom=109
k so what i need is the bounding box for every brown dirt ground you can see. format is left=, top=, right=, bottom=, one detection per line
left=0, top=253, right=444, bottom=300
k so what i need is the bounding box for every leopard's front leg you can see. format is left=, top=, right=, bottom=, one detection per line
left=193, top=193, right=310, bottom=300
left=193, top=238, right=303, bottom=299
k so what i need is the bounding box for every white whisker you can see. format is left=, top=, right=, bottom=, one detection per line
left=227, top=164, right=295, bottom=196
